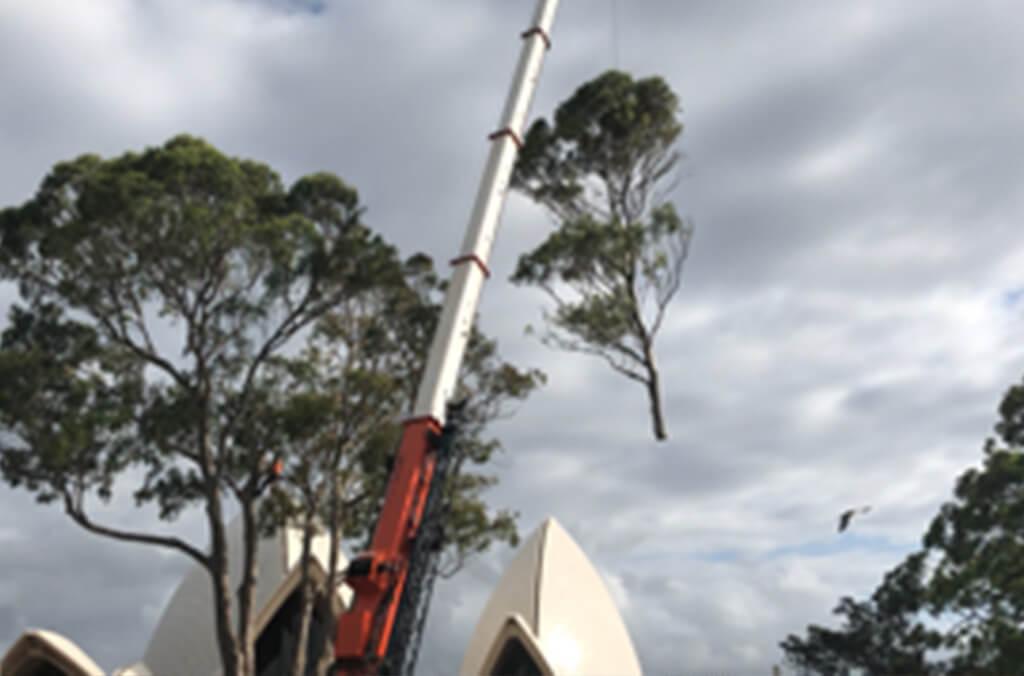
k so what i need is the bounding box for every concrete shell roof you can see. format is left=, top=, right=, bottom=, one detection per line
left=460, top=517, right=642, bottom=676
left=141, top=515, right=351, bottom=676
left=1, top=628, right=105, bottom=676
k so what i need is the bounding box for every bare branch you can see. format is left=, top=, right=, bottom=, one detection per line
left=649, top=224, right=692, bottom=339
left=218, top=283, right=322, bottom=459
left=63, top=491, right=209, bottom=567
left=541, top=328, right=648, bottom=385
left=95, top=313, right=191, bottom=390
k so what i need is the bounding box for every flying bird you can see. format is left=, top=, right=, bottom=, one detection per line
left=838, top=505, right=871, bottom=533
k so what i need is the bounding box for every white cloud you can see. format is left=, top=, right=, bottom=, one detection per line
left=792, top=128, right=882, bottom=185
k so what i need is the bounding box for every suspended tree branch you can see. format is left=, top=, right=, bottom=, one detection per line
left=511, top=70, right=694, bottom=441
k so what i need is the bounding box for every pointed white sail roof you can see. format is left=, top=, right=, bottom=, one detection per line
left=141, top=515, right=351, bottom=676
left=460, top=517, right=642, bottom=676
left=0, top=628, right=105, bottom=676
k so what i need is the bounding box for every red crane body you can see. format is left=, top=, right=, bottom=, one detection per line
left=333, top=416, right=441, bottom=669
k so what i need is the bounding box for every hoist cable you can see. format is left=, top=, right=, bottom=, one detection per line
left=611, top=0, right=621, bottom=69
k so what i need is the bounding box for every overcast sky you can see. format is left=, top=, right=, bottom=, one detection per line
left=1, top=0, right=1023, bottom=674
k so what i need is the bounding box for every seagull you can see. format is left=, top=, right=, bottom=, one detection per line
left=838, top=505, right=871, bottom=533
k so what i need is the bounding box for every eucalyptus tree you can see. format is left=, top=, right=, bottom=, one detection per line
left=0, top=135, right=540, bottom=675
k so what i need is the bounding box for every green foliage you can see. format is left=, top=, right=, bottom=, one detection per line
left=781, top=556, right=941, bottom=675
left=511, top=70, right=693, bottom=441
left=251, top=253, right=543, bottom=572
left=0, top=304, right=141, bottom=505
left=0, top=135, right=393, bottom=523
left=922, top=437, right=1024, bottom=671
left=513, top=71, right=682, bottom=223
left=0, top=134, right=543, bottom=672
left=781, top=374, right=1024, bottom=674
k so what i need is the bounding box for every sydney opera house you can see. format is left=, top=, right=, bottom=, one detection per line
left=0, top=517, right=641, bottom=675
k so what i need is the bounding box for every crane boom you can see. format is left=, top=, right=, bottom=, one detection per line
left=413, top=0, right=559, bottom=425
left=333, top=2, right=559, bottom=673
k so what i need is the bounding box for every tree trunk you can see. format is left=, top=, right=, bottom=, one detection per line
left=317, top=478, right=344, bottom=675
left=237, top=500, right=259, bottom=676
left=290, top=511, right=317, bottom=676
left=207, top=490, right=244, bottom=676
left=643, top=342, right=668, bottom=441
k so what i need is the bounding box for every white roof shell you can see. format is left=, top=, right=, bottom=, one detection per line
left=141, top=515, right=351, bottom=676
left=3, top=516, right=641, bottom=675
left=460, top=517, right=642, bottom=676
left=0, top=628, right=105, bottom=676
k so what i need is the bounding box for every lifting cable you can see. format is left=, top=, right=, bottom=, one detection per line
left=610, top=0, right=621, bottom=69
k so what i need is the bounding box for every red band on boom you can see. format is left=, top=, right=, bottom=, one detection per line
left=450, top=254, right=491, bottom=278
left=487, top=127, right=523, bottom=149
left=401, top=414, right=441, bottom=428
left=521, top=26, right=552, bottom=50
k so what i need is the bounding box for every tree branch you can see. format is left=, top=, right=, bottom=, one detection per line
left=541, top=329, right=648, bottom=385
left=95, top=313, right=191, bottom=390
left=218, top=284, right=321, bottom=460
left=63, top=491, right=209, bottom=567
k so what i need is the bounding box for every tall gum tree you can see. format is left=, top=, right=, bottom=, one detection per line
left=0, top=135, right=541, bottom=675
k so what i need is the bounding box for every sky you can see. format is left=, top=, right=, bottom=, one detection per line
left=1, top=0, right=1023, bottom=673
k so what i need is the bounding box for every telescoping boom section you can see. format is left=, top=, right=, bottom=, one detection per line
left=332, top=1, right=560, bottom=673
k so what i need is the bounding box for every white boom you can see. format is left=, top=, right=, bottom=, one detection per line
left=412, top=0, right=560, bottom=424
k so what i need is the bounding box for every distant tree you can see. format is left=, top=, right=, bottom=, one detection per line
left=781, top=374, right=1024, bottom=674
left=0, top=136, right=539, bottom=676
left=510, top=70, right=694, bottom=441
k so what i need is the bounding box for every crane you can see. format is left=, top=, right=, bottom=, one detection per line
left=332, top=1, right=560, bottom=673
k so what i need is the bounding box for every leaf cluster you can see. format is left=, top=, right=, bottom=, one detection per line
left=509, top=71, right=692, bottom=440
left=0, top=136, right=391, bottom=554
left=512, top=70, right=682, bottom=224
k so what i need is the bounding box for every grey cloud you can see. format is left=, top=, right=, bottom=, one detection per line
left=0, top=605, right=17, bottom=644
left=0, top=490, right=197, bottom=669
